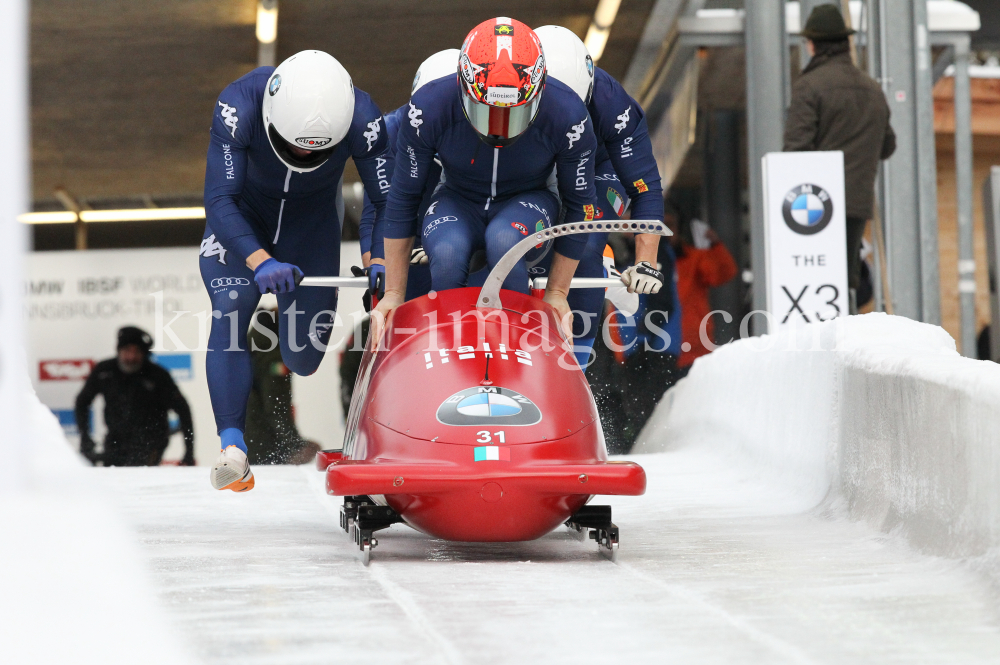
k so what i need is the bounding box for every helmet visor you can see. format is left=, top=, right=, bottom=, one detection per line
left=461, top=93, right=542, bottom=148
left=268, top=124, right=335, bottom=171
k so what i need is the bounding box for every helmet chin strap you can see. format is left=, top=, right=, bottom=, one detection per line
left=486, top=134, right=517, bottom=149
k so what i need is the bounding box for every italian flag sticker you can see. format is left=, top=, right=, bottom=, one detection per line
left=607, top=188, right=625, bottom=217
left=474, top=446, right=511, bottom=461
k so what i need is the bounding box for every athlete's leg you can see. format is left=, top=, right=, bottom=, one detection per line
left=465, top=265, right=490, bottom=288
left=271, top=196, right=341, bottom=377
left=405, top=263, right=433, bottom=300
left=200, top=227, right=261, bottom=440
left=569, top=164, right=626, bottom=366
left=407, top=177, right=440, bottom=300
left=275, top=284, right=339, bottom=376
left=420, top=192, right=485, bottom=291
left=484, top=190, right=559, bottom=294
left=568, top=231, right=609, bottom=367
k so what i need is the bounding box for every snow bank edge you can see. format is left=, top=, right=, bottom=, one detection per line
left=635, top=313, right=1000, bottom=561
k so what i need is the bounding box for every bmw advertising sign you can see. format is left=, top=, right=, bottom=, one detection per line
left=436, top=386, right=542, bottom=427
left=782, top=183, right=834, bottom=235
left=762, top=151, right=848, bottom=331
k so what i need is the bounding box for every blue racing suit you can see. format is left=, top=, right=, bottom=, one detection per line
left=382, top=75, right=599, bottom=294
left=358, top=104, right=439, bottom=300
left=563, top=67, right=677, bottom=364
left=201, top=67, right=393, bottom=434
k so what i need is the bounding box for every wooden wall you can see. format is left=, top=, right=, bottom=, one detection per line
left=932, top=77, right=1000, bottom=345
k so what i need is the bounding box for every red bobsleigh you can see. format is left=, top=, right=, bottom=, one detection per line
left=311, top=220, right=668, bottom=563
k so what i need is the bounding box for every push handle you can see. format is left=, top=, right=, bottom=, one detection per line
left=477, top=220, right=671, bottom=310
left=300, top=275, right=627, bottom=290
left=299, top=276, right=370, bottom=288
left=530, top=277, right=627, bottom=290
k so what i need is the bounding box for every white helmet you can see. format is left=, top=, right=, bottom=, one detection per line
left=262, top=50, right=355, bottom=173
left=411, top=48, right=461, bottom=96
left=534, top=25, right=594, bottom=104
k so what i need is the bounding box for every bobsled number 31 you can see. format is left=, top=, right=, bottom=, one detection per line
left=316, top=220, right=670, bottom=564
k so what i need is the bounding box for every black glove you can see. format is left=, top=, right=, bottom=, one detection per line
left=80, top=437, right=100, bottom=465
left=367, top=265, right=386, bottom=299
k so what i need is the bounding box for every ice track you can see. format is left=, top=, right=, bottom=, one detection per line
left=103, top=450, right=1000, bottom=665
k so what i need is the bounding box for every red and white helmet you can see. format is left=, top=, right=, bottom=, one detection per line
left=458, top=17, right=546, bottom=147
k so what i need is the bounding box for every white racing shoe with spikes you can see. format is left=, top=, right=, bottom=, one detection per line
left=211, top=446, right=255, bottom=492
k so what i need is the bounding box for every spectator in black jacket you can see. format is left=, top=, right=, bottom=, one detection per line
left=75, top=326, right=195, bottom=466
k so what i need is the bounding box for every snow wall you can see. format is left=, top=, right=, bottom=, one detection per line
left=2, top=357, right=190, bottom=664
left=636, top=313, right=1000, bottom=567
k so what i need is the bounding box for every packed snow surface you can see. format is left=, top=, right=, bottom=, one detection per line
left=101, top=454, right=1000, bottom=664
left=14, top=313, right=1000, bottom=663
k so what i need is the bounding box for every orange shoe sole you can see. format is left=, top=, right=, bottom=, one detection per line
left=222, top=474, right=255, bottom=492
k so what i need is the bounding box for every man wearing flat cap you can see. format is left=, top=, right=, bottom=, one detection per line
left=75, top=326, right=195, bottom=466
left=784, top=3, right=896, bottom=312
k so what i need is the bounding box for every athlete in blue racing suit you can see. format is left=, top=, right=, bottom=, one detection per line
left=374, top=74, right=599, bottom=329
left=358, top=104, right=438, bottom=301
left=201, top=57, right=392, bottom=473
left=566, top=66, right=679, bottom=366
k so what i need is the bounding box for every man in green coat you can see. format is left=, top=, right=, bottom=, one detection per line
left=784, top=4, right=896, bottom=310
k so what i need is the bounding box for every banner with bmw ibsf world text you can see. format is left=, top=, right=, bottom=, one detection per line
left=762, top=151, right=848, bottom=332
left=24, top=244, right=366, bottom=465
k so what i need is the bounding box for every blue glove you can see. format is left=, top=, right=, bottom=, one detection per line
left=367, top=264, right=385, bottom=299
left=351, top=264, right=385, bottom=312
left=253, top=258, right=303, bottom=294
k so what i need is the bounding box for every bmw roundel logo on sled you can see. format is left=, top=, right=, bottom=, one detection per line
left=782, top=183, right=833, bottom=235
left=437, top=386, right=542, bottom=427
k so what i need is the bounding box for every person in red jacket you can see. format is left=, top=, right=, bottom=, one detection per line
left=668, top=211, right=738, bottom=373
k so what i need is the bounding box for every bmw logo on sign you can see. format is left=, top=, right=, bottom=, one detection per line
left=782, top=183, right=833, bottom=235
left=436, top=386, right=542, bottom=426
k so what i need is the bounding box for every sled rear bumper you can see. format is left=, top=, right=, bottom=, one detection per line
left=325, top=459, right=646, bottom=497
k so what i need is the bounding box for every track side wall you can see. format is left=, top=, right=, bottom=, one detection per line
left=636, top=313, right=1000, bottom=564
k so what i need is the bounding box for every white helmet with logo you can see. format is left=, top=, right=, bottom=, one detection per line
left=412, top=49, right=461, bottom=96
left=534, top=25, right=594, bottom=104
left=262, top=50, right=355, bottom=173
